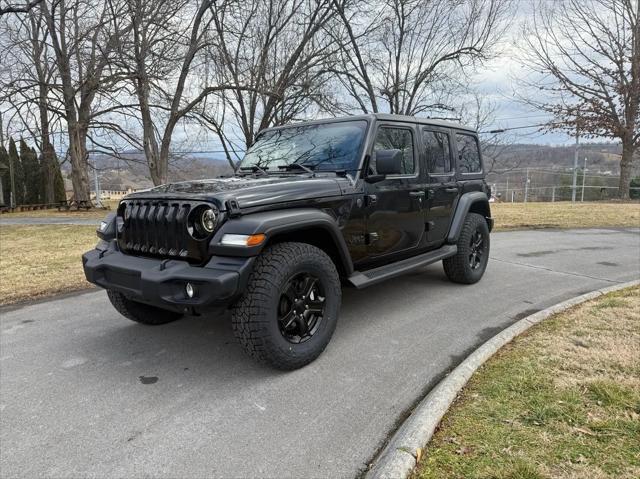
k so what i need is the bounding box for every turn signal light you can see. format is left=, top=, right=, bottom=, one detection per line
left=220, top=233, right=266, bottom=247
left=246, top=234, right=266, bottom=246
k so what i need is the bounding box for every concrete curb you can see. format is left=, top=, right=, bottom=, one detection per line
left=365, top=279, right=640, bottom=479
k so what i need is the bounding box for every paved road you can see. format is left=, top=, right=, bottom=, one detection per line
left=0, top=217, right=100, bottom=226
left=1, top=228, right=639, bottom=478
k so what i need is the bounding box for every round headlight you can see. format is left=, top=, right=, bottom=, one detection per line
left=201, top=208, right=217, bottom=233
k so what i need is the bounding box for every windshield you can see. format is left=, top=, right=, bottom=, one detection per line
left=239, top=120, right=368, bottom=173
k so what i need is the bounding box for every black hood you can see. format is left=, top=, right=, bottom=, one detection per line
left=126, top=174, right=348, bottom=210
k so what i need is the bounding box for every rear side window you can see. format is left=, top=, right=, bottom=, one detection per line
left=373, top=127, right=415, bottom=175
left=455, top=133, right=481, bottom=173
left=423, top=130, right=451, bottom=174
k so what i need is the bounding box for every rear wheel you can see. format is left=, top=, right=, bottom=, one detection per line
left=231, top=242, right=341, bottom=370
left=107, top=290, right=183, bottom=325
left=443, top=212, right=490, bottom=284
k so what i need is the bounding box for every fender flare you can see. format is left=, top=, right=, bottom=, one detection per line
left=209, top=208, right=354, bottom=276
left=446, top=192, right=492, bottom=244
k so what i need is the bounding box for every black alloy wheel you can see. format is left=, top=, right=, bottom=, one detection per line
left=231, top=241, right=341, bottom=370
left=277, top=273, right=326, bottom=344
left=469, top=230, right=485, bottom=270
left=443, top=212, right=490, bottom=284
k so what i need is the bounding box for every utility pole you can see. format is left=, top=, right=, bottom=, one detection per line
left=581, top=157, right=587, bottom=202
left=571, top=124, right=579, bottom=202
left=524, top=168, right=530, bottom=203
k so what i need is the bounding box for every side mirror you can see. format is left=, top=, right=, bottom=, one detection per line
left=366, top=149, right=404, bottom=183
left=374, top=149, right=403, bottom=175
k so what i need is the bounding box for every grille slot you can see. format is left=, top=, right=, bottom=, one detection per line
left=117, top=200, right=212, bottom=262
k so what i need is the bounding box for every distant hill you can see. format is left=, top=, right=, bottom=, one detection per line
left=60, top=144, right=636, bottom=192
left=62, top=152, right=234, bottom=191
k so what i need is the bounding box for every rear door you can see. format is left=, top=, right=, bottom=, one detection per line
left=365, top=123, right=426, bottom=259
left=423, top=127, right=459, bottom=244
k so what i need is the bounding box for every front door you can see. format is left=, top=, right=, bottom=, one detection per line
left=422, top=128, right=459, bottom=244
left=365, top=124, right=426, bottom=259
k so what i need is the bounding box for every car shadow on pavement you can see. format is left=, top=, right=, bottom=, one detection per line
left=81, top=264, right=454, bottom=380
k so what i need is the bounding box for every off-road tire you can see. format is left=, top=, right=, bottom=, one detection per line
left=107, top=290, right=183, bottom=325
left=443, top=212, right=490, bottom=284
left=231, top=242, right=341, bottom=370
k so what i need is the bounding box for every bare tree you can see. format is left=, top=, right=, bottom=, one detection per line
left=119, top=0, right=280, bottom=183
left=0, top=7, right=62, bottom=202
left=200, top=0, right=338, bottom=166
left=119, top=0, right=190, bottom=184
left=41, top=0, right=132, bottom=202
left=458, top=94, right=520, bottom=174
left=331, top=0, right=511, bottom=116
left=520, top=0, right=639, bottom=199
left=0, top=0, right=44, bottom=16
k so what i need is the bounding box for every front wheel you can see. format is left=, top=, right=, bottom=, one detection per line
left=231, top=242, right=341, bottom=370
left=443, top=212, right=490, bottom=284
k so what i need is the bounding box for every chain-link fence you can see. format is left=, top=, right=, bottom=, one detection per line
left=491, top=185, right=640, bottom=203
left=487, top=168, right=640, bottom=202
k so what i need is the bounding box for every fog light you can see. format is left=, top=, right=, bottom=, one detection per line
left=185, top=283, right=195, bottom=298
left=99, top=221, right=108, bottom=232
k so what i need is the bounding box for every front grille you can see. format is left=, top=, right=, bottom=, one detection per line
left=117, top=200, right=212, bottom=263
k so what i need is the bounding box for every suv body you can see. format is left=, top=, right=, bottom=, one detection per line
left=83, top=114, right=493, bottom=369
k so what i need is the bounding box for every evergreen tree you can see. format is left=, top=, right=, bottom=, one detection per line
left=20, top=139, right=42, bottom=204
left=0, top=145, right=9, bottom=206
left=8, top=139, right=24, bottom=205
left=52, top=149, right=66, bottom=202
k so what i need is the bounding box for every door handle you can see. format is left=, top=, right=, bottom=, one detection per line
left=409, top=191, right=426, bottom=198
left=445, top=187, right=459, bottom=193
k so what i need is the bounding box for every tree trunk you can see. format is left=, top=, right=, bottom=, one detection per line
left=154, top=135, right=171, bottom=186
left=68, top=123, right=91, bottom=202
left=618, top=141, right=635, bottom=200
left=138, top=83, right=162, bottom=185
left=41, top=143, right=56, bottom=203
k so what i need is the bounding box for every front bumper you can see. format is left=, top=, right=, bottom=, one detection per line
left=82, top=241, right=254, bottom=313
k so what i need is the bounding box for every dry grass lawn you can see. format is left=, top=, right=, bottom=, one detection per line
left=0, top=225, right=97, bottom=305
left=492, top=201, right=640, bottom=231
left=0, top=199, right=118, bottom=219
left=412, top=286, right=640, bottom=479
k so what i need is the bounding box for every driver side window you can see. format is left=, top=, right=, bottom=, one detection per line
left=372, top=127, right=415, bottom=175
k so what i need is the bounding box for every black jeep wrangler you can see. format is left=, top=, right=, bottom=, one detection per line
left=83, top=114, right=493, bottom=370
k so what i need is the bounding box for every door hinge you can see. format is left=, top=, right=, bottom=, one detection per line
left=425, top=221, right=435, bottom=231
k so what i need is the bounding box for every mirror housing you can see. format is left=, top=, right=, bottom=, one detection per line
left=374, top=149, right=403, bottom=176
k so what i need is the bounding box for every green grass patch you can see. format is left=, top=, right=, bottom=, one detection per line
left=412, top=287, right=640, bottom=479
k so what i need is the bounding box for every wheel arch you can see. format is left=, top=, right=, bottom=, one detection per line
left=447, top=192, right=492, bottom=244
left=209, top=208, right=354, bottom=277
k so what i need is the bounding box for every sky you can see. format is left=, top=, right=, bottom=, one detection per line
left=3, top=0, right=605, bottom=157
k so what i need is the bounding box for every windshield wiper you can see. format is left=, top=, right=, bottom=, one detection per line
left=238, top=165, right=268, bottom=176
left=278, top=163, right=315, bottom=175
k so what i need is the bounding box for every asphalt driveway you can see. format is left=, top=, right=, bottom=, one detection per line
left=1, top=228, right=639, bottom=478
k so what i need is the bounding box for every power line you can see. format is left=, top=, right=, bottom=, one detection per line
left=480, top=122, right=560, bottom=134
left=489, top=113, right=552, bottom=122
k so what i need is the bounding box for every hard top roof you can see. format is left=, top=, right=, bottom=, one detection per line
left=260, top=113, right=477, bottom=134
